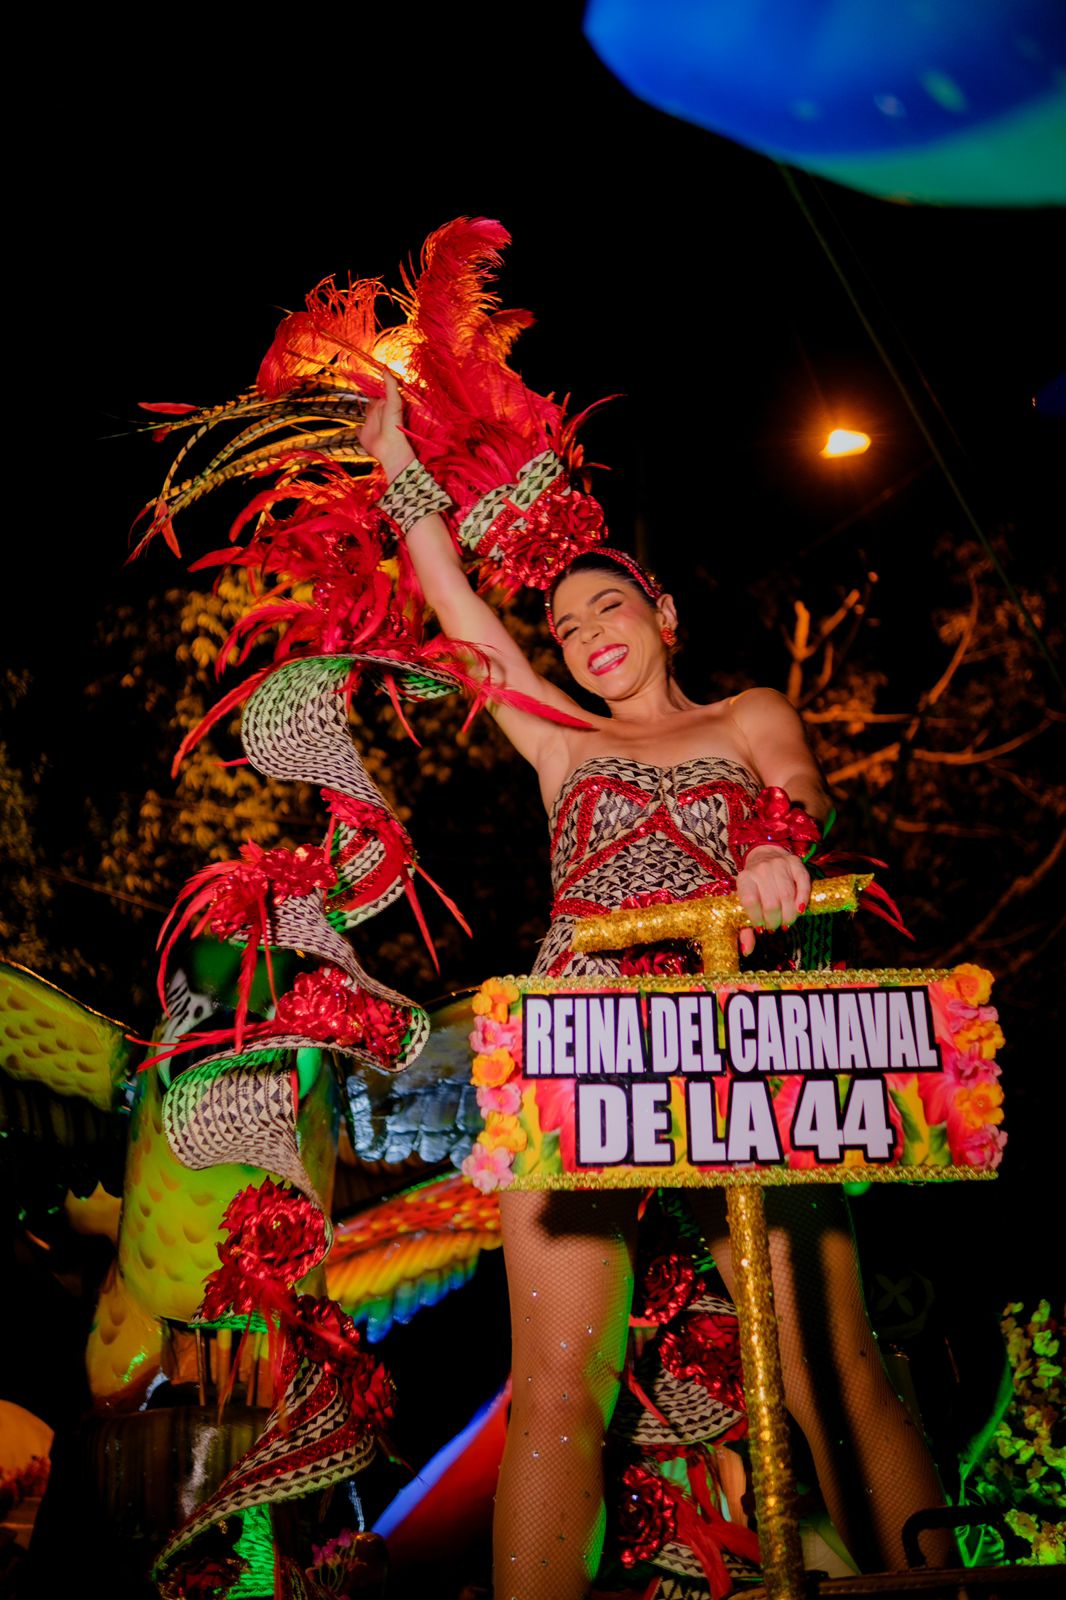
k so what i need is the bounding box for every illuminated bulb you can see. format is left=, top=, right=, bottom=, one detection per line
left=821, top=429, right=872, bottom=458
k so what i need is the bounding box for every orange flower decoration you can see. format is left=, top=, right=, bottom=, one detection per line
left=955, top=1081, right=1005, bottom=1129
left=472, top=978, right=520, bottom=1024
left=949, top=964, right=994, bottom=1007
left=480, top=1114, right=528, bottom=1154
left=955, top=1018, right=1006, bottom=1059
left=472, top=1047, right=517, bottom=1089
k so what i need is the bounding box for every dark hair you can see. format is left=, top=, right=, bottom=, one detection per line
left=546, top=549, right=662, bottom=639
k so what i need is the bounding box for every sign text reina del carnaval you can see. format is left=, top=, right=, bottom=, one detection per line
left=462, top=970, right=1006, bottom=1192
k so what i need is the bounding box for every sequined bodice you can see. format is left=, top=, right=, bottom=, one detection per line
left=534, top=755, right=760, bottom=978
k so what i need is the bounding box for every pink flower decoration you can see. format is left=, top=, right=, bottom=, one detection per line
left=477, top=1080, right=523, bottom=1115
left=958, top=1123, right=1008, bottom=1170
left=461, top=1143, right=515, bottom=1193
left=919, top=1043, right=1000, bottom=1125
left=469, top=1014, right=523, bottom=1062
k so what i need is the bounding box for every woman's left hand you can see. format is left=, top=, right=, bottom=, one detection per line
left=736, top=845, right=810, bottom=957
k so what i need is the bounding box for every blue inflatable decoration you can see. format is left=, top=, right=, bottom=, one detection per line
left=585, top=0, right=1066, bottom=204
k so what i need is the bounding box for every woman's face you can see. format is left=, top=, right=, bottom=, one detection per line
left=551, top=568, right=670, bottom=699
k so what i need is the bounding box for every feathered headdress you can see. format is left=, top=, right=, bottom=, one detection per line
left=139, top=219, right=605, bottom=1091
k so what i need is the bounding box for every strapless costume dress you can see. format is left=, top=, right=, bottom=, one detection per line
left=531, top=755, right=761, bottom=979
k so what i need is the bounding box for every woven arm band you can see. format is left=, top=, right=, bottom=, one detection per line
left=456, top=449, right=566, bottom=557
left=379, top=458, right=452, bottom=536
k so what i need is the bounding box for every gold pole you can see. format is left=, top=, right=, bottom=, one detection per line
left=727, top=1186, right=805, bottom=1600
left=569, top=882, right=876, bottom=1598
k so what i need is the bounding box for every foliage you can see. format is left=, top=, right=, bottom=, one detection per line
left=964, top=1300, right=1065, bottom=1566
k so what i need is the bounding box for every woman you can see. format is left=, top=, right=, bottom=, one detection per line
left=363, top=375, right=950, bottom=1597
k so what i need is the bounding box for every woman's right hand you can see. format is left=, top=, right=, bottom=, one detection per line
left=736, top=844, right=810, bottom=957
left=362, top=370, right=415, bottom=482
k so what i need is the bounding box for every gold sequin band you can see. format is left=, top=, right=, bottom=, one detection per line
left=517, top=966, right=961, bottom=993
left=504, top=1165, right=996, bottom=1192
left=378, top=457, right=452, bottom=536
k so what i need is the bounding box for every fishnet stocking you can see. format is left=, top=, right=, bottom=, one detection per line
left=495, top=1186, right=952, bottom=1595
left=687, top=1187, right=955, bottom=1572
left=495, top=1189, right=640, bottom=1600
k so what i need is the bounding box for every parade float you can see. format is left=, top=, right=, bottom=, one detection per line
left=3, top=217, right=1052, bottom=1600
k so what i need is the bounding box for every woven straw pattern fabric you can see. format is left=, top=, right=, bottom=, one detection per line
left=156, top=1354, right=376, bottom=1569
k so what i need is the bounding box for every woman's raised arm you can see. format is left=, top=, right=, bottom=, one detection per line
left=361, top=373, right=586, bottom=767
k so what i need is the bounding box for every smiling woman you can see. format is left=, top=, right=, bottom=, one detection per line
left=362, top=372, right=955, bottom=1594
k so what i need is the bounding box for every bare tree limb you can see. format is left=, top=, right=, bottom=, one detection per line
left=922, top=569, right=980, bottom=709
left=935, top=828, right=1066, bottom=965
left=999, top=912, right=1066, bottom=980
left=39, top=866, right=170, bottom=915
left=803, top=710, right=963, bottom=725
left=826, top=743, right=901, bottom=785
left=912, top=720, right=1053, bottom=766
left=891, top=819, right=1005, bottom=838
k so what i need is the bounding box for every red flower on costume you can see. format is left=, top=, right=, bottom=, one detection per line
left=730, top=786, right=821, bottom=867
left=484, top=485, right=607, bottom=592
left=618, top=1463, right=679, bottom=1566
left=273, top=968, right=409, bottom=1062
left=158, top=1554, right=249, bottom=1600
left=659, top=1310, right=746, bottom=1413
left=287, top=1296, right=394, bottom=1433
left=637, top=1253, right=703, bottom=1325
left=199, top=1178, right=328, bottom=1323
left=219, top=1178, right=326, bottom=1283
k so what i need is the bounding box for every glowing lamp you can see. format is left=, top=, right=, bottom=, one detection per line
left=821, top=429, right=871, bottom=458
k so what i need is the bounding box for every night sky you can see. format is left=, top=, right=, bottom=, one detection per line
left=14, top=16, right=1054, bottom=692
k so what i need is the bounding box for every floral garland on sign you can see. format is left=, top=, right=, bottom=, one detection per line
left=922, top=963, right=1006, bottom=1170
left=461, top=978, right=525, bottom=1192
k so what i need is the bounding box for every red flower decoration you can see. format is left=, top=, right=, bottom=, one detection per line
left=659, top=1310, right=745, bottom=1413
left=618, top=1463, right=679, bottom=1566
left=637, top=1253, right=703, bottom=1325
left=199, top=1178, right=328, bottom=1322
left=731, top=786, right=821, bottom=868
left=487, top=485, right=607, bottom=592
left=220, top=1177, right=327, bottom=1283
left=271, top=967, right=409, bottom=1062
left=288, top=1296, right=394, bottom=1432
left=159, top=1553, right=249, bottom=1600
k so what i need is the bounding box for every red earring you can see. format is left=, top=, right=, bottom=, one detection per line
left=660, top=626, right=677, bottom=648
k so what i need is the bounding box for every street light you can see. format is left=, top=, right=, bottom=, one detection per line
left=820, top=429, right=871, bottom=459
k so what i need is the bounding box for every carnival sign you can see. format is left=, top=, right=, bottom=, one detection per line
left=462, top=967, right=1005, bottom=1192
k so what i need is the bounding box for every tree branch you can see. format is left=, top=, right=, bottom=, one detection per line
left=935, top=828, right=1066, bottom=965
left=825, top=742, right=901, bottom=785
left=921, top=569, right=980, bottom=709
left=912, top=720, right=1052, bottom=766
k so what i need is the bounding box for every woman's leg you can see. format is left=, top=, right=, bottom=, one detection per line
left=494, top=1189, right=639, bottom=1600
left=688, top=1188, right=954, bottom=1572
